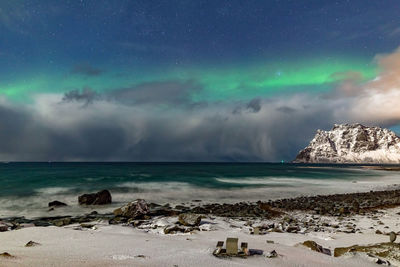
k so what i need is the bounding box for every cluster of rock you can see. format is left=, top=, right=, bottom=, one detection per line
left=294, top=123, right=400, bottom=163
left=3, top=188, right=400, bottom=241
left=266, top=189, right=400, bottom=216
left=190, top=202, right=282, bottom=218
left=47, top=189, right=112, bottom=211
left=109, top=199, right=203, bottom=234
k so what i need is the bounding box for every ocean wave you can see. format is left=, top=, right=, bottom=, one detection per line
left=215, top=177, right=323, bottom=186
left=34, top=187, right=75, bottom=195
left=117, top=181, right=192, bottom=190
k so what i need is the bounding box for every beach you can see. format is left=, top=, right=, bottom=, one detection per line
left=2, top=187, right=400, bottom=266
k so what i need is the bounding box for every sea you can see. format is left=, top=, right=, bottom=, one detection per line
left=0, top=162, right=399, bottom=218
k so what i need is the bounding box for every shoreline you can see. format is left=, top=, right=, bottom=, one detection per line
left=2, top=189, right=400, bottom=266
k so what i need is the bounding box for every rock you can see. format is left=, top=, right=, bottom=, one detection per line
left=25, top=241, right=40, bottom=247
left=390, top=231, right=397, bottom=243
left=352, top=201, right=360, bottom=212
left=78, top=190, right=112, bottom=205
left=0, top=252, right=14, bottom=258
left=108, top=216, right=128, bottom=225
left=0, top=223, right=9, bottom=232
left=178, top=213, right=202, bottom=226
left=33, top=220, right=52, bottom=227
left=52, top=217, right=71, bottom=227
left=376, top=229, right=383, bottom=234
left=149, top=207, right=179, bottom=217
left=334, top=242, right=400, bottom=258
left=302, top=240, right=331, bottom=256
left=264, top=250, right=278, bottom=258
left=375, top=258, right=391, bottom=265
left=80, top=223, right=96, bottom=229
left=285, top=225, right=299, bottom=233
left=113, top=199, right=149, bottom=219
left=163, top=225, right=186, bottom=234
left=48, top=201, right=67, bottom=207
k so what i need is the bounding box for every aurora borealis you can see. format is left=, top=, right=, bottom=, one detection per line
left=1, top=0, right=400, bottom=161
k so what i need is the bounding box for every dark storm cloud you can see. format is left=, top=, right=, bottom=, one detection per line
left=0, top=92, right=341, bottom=162
left=71, top=63, right=104, bottom=76
left=232, top=98, right=262, bottom=114
left=246, top=98, right=262, bottom=113
left=62, top=88, right=100, bottom=106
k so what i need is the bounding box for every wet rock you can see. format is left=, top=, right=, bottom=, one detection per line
left=164, top=225, right=186, bottom=234
left=149, top=203, right=161, bottom=209
left=33, top=220, right=52, bottom=227
left=0, top=223, right=9, bottom=232
left=113, top=199, right=149, bottom=219
left=302, top=240, right=331, bottom=256
left=149, top=207, right=179, bottom=217
left=25, top=241, right=41, bottom=247
left=80, top=223, right=96, bottom=229
left=191, top=202, right=282, bottom=218
left=285, top=225, right=300, bottom=233
left=78, top=189, right=112, bottom=205
left=390, top=231, right=397, bottom=243
left=48, top=201, right=67, bottom=208
left=0, top=252, right=15, bottom=258
left=178, top=213, right=201, bottom=226
left=108, top=216, right=128, bottom=225
left=334, top=242, right=400, bottom=258
left=267, top=189, right=400, bottom=216
left=52, top=217, right=71, bottom=227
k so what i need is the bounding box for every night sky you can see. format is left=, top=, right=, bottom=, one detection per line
left=1, top=0, right=400, bottom=161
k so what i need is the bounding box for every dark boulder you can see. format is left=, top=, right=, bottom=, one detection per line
left=178, top=213, right=202, bottom=226
left=48, top=201, right=67, bottom=207
left=113, top=199, right=149, bottom=219
left=78, top=190, right=112, bottom=205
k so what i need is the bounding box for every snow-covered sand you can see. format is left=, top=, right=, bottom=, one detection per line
left=2, top=207, right=400, bottom=267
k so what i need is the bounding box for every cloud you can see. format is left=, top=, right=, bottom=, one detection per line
left=0, top=91, right=337, bottom=161
left=246, top=98, right=262, bottom=113
left=71, top=63, right=104, bottom=76
left=1, top=46, right=400, bottom=161
left=107, top=80, right=201, bottom=106
left=334, top=46, right=400, bottom=124
left=276, top=106, right=296, bottom=114
left=62, top=88, right=100, bottom=106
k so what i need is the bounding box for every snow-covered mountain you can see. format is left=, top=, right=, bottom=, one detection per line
left=294, top=123, right=400, bottom=163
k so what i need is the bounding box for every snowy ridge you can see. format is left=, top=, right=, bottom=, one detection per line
left=294, top=123, right=400, bottom=163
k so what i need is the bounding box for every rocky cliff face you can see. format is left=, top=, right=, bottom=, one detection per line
left=294, top=123, right=400, bottom=163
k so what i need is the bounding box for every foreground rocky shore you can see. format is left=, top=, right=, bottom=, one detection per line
left=2, top=188, right=400, bottom=229
left=2, top=188, right=400, bottom=266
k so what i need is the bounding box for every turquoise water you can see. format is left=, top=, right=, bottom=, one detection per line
left=0, top=163, right=397, bottom=218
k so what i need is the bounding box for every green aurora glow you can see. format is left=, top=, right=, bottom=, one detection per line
left=1, top=58, right=377, bottom=103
